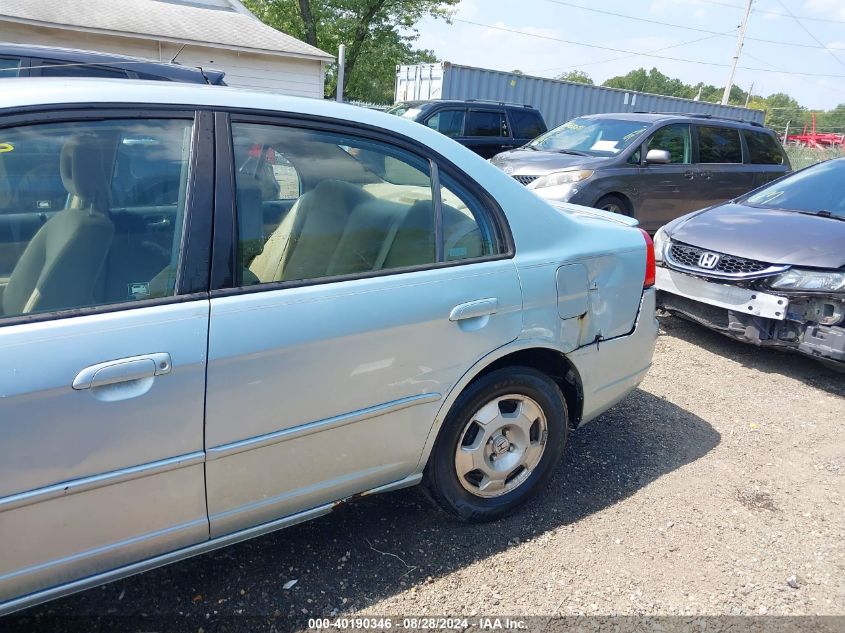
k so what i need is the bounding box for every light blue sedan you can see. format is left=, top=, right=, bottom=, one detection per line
left=0, top=79, right=657, bottom=615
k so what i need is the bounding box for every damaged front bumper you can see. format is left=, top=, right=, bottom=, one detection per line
left=655, top=267, right=845, bottom=369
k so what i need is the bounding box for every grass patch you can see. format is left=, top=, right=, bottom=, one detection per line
left=784, top=145, right=845, bottom=170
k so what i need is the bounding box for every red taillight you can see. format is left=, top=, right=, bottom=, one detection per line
left=640, top=229, right=655, bottom=288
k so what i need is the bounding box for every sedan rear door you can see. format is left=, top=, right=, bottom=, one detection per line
left=203, top=113, right=523, bottom=537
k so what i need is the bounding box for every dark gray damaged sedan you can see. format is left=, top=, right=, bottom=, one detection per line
left=654, top=158, right=845, bottom=368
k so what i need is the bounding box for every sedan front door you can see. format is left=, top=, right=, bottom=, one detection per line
left=0, top=111, right=213, bottom=606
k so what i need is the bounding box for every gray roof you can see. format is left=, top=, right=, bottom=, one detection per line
left=0, top=0, right=333, bottom=61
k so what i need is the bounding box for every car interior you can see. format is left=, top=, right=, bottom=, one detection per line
left=231, top=124, right=495, bottom=287
left=0, top=120, right=190, bottom=317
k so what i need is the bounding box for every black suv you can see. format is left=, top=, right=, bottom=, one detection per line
left=0, top=43, right=226, bottom=85
left=387, top=100, right=547, bottom=158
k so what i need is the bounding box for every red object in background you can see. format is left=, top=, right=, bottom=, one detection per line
left=247, top=144, right=277, bottom=163
left=786, top=113, right=844, bottom=149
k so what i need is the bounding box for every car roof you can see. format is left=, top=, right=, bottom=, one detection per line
left=0, top=78, right=462, bottom=143
left=398, top=99, right=538, bottom=111
left=0, top=42, right=223, bottom=84
left=572, top=111, right=765, bottom=129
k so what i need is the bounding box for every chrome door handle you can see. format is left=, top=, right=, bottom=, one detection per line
left=72, top=353, right=172, bottom=390
left=683, top=170, right=695, bottom=180
left=449, top=298, right=499, bottom=321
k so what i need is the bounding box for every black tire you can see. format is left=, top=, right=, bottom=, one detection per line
left=594, top=194, right=630, bottom=216
left=424, top=366, right=568, bottom=523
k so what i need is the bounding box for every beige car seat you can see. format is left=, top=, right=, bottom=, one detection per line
left=1, top=135, right=115, bottom=316
left=249, top=179, right=373, bottom=283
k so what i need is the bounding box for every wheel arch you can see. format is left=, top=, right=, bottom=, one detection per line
left=415, top=342, right=584, bottom=473
left=594, top=192, right=634, bottom=216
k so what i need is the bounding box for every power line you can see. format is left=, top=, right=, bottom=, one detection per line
left=542, top=0, right=827, bottom=50
left=526, top=33, right=724, bottom=74
left=775, top=0, right=845, bottom=68
left=698, top=0, right=845, bottom=25
left=450, top=17, right=845, bottom=80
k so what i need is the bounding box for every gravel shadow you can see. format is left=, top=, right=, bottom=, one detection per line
left=6, top=389, right=719, bottom=632
left=659, top=315, right=845, bottom=397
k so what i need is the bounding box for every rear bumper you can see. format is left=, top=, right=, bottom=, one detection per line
left=656, top=267, right=845, bottom=369
left=569, top=288, right=658, bottom=425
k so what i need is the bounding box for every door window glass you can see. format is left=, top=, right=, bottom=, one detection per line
left=0, top=57, right=22, bottom=78
left=439, top=175, right=500, bottom=261
left=230, top=123, right=506, bottom=288
left=37, top=61, right=128, bottom=79
left=231, top=123, right=436, bottom=286
left=698, top=126, right=742, bottom=163
left=466, top=111, right=507, bottom=137
left=0, top=118, right=193, bottom=319
left=509, top=110, right=546, bottom=139
left=743, top=130, right=784, bottom=165
left=425, top=110, right=465, bottom=138
left=647, top=124, right=691, bottom=164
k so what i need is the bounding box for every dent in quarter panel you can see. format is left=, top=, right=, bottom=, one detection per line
left=581, top=249, right=647, bottom=344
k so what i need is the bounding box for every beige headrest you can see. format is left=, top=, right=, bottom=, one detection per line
left=60, top=135, right=111, bottom=209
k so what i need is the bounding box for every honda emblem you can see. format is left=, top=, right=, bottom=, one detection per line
left=697, top=252, right=720, bottom=269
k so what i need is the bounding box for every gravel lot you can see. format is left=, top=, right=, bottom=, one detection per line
left=7, top=316, right=844, bottom=631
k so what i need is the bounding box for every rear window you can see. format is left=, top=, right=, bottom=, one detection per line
left=743, top=130, right=784, bottom=165
left=0, top=57, right=22, bottom=78
left=509, top=109, right=546, bottom=139
left=698, top=126, right=742, bottom=163
left=466, top=111, right=508, bottom=137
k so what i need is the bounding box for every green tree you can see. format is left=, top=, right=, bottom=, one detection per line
left=602, top=68, right=752, bottom=104
left=244, top=0, right=458, bottom=103
left=556, top=70, right=594, bottom=85
left=763, top=93, right=806, bottom=134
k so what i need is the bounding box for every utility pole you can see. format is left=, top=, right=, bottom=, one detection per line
left=722, top=0, right=753, bottom=105
left=336, top=44, right=346, bottom=102
left=744, top=82, right=754, bottom=107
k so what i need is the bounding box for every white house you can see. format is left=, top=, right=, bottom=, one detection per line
left=0, top=0, right=333, bottom=98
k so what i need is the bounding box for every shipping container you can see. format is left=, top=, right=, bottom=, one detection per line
left=395, top=62, right=765, bottom=128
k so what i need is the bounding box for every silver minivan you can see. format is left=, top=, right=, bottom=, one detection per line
left=490, top=112, right=790, bottom=232
left=0, top=80, right=657, bottom=616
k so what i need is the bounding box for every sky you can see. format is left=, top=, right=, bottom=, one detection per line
left=414, top=0, right=845, bottom=111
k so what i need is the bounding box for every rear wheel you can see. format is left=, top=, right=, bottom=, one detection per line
left=425, top=367, right=568, bottom=522
left=595, top=194, right=630, bottom=216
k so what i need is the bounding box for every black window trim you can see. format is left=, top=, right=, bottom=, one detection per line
left=210, top=108, right=515, bottom=298
left=0, top=104, right=214, bottom=329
